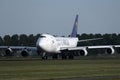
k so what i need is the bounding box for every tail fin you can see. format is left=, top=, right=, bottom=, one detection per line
left=70, top=15, right=78, bottom=37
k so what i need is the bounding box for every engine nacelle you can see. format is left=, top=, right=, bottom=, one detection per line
left=79, top=48, right=88, bottom=56
left=5, top=48, right=13, bottom=56
left=106, top=47, right=115, bottom=55
left=21, top=49, right=29, bottom=57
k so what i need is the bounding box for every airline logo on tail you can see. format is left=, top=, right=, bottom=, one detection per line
left=70, top=15, right=78, bottom=37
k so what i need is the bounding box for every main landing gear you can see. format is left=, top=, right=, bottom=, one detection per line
left=61, top=53, right=74, bottom=60
left=52, top=54, right=58, bottom=60
left=41, top=52, right=74, bottom=60
left=42, top=52, right=48, bottom=60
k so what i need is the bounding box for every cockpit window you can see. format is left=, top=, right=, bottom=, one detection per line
left=40, top=35, right=46, bottom=38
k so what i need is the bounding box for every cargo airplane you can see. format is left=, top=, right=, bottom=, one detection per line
left=0, top=15, right=120, bottom=59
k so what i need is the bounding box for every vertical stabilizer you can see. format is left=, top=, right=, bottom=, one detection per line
left=70, top=15, right=78, bottom=37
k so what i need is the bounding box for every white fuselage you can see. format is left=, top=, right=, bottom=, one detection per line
left=36, top=34, right=78, bottom=53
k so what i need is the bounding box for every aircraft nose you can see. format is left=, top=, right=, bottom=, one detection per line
left=38, top=39, right=47, bottom=51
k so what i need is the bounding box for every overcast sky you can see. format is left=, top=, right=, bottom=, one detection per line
left=0, top=0, right=120, bottom=36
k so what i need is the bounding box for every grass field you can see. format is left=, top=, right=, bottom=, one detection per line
left=0, top=58, right=120, bottom=80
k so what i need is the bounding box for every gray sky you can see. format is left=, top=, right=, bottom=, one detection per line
left=0, top=0, right=120, bottom=36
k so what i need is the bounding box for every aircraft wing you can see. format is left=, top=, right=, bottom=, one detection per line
left=61, top=45, right=120, bottom=50
left=0, top=46, right=36, bottom=50
left=0, top=46, right=37, bottom=57
left=60, top=45, right=120, bottom=56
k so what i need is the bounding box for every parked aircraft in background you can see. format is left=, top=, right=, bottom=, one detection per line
left=0, top=15, right=120, bottom=59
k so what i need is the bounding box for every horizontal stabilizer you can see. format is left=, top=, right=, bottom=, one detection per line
left=78, top=38, right=103, bottom=42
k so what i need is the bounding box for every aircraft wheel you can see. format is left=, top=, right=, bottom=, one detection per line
left=42, top=56, right=48, bottom=60
left=52, top=54, right=58, bottom=60
left=68, top=55, right=74, bottom=59
left=61, top=53, right=67, bottom=60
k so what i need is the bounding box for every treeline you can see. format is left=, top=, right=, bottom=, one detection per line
left=0, top=33, right=120, bottom=46
left=0, top=34, right=40, bottom=46
left=77, top=33, right=120, bottom=46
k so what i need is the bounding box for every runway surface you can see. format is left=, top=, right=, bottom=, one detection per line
left=0, top=57, right=120, bottom=80
left=61, top=76, right=120, bottom=80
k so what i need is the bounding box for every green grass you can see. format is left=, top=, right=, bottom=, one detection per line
left=0, top=59, right=120, bottom=80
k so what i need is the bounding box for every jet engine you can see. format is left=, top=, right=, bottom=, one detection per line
left=79, top=48, right=88, bottom=56
left=5, top=48, right=13, bottom=56
left=106, top=47, right=115, bottom=54
left=21, top=49, right=29, bottom=57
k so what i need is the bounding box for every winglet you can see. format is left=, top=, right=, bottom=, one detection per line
left=70, top=15, right=78, bottom=37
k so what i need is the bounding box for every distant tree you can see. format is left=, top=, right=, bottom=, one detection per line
left=3, top=35, right=11, bottom=46
left=94, top=34, right=102, bottom=38
left=93, top=34, right=103, bottom=45
left=80, top=33, right=89, bottom=39
left=19, top=34, right=28, bottom=46
left=28, top=34, right=35, bottom=46
left=11, top=34, right=19, bottom=46
left=0, top=36, right=3, bottom=46
left=35, top=34, right=40, bottom=42
left=117, top=34, right=120, bottom=44
left=102, top=34, right=112, bottom=45
left=88, top=34, right=94, bottom=39
left=111, top=33, right=118, bottom=45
